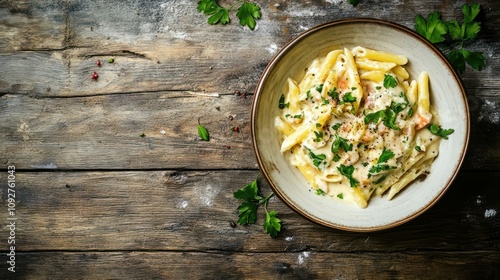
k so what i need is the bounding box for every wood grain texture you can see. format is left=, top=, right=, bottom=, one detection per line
left=0, top=171, right=498, bottom=252
left=1, top=92, right=499, bottom=170
left=2, top=251, right=499, bottom=280
left=0, top=0, right=499, bottom=96
left=0, top=0, right=499, bottom=279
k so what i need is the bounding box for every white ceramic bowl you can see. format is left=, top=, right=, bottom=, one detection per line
left=251, top=19, right=469, bottom=232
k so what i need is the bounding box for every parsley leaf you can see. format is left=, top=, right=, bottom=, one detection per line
left=307, top=149, right=327, bottom=168
left=364, top=106, right=400, bottom=130
left=208, top=7, right=230, bottom=25
left=337, top=164, right=359, bottom=188
left=331, top=134, right=353, bottom=161
left=313, top=130, right=324, bottom=142
left=315, top=84, right=324, bottom=93
left=428, top=124, right=455, bottom=139
left=369, top=147, right=396, bottom=175
left=197, top=0, right=229, bottom=25
left=332, top=122, right=342, bottom=131
left=315, top=188, right=325, bottom=195
left=414, top=4, right=486, bottom=74
left=197, top=0, right=261, bottom=30
left=448, top=49, right=485, bottom=73
left=348, top=0, right=359, bottom=7
left=377, top=146, right=395, bottom=164
left=197, top=0, right=221, bottom=14
left=383, top=74, right=398, bottom=88
left=263, top=210, right=281, bottom=238
left=197, top=120, right=210, bottom=141
left=236, top=201, right=259, bottom=225
left=233, top=178, right=261, bottom=202
left=278, top=94, right=289, bottom=109
left=236, top=1, right=262, bottom=30
left=414, top=11, right=448, bottom=43
left=234, top=177, right=282, bottom=238
left=341, top=92, right=357, bottom=103
left=462, top=3, right=481, bottom=23
left=373, top=174, right=387, bottom=185
left=327, top=87, right=340, bottom=102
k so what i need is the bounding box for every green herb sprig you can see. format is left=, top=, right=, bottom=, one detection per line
left=197, top=0, right=262, bottom=30
left=428, top=124, right=455, bottom=139
left=234, top=176, right=282, bottom=238
left=414, top=3, right=486, bottom=74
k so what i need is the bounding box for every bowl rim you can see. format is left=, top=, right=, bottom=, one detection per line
left=251, top=18, right=470, bottom=232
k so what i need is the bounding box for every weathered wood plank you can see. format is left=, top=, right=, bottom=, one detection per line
left=0, top=92, right=255, bottom=170
left=0, top=0, right=499, bottom=96
left=1, top=93, right=499, bottom=170
left=1, top=251, right=498, bottom=280
left=0, top=0, right=67, bottom=52
left=0, top=170, right=498, bottom=252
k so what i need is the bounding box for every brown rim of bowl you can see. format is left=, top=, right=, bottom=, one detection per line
left=251, top=18, right=470, bottom=232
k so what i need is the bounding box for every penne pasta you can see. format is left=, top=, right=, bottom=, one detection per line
left=355, top=59, right=397, bottom=72
left=352, top=46, right=408, bottom=65
left=275, top=46, right=450, bottom=208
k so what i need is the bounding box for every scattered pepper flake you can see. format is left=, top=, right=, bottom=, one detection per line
left=226, top=145, right=231, bottom=149
left=232, top=126, right=240, bottom=132
left=91, top=71, right=99, bottom=80
left=96, top=60, right=101, bottom=67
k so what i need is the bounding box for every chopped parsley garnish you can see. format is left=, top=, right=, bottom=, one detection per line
left=278, top=94, right=289, bottom=109
left=391, top=92, right=413, bottom=117
left=428, top=124, right=455, bottom=139
left=383, top=74, right=398, bottom=88
left=369, top=147, right=396, bottom=175
left=315, top=84, right=324, bottom=93
left=378, top=146, right=395, bottom=163
left=307, top=149, right=327, bottom=168
left=364, top=107, right=399, bottom=130
left=321, top=97, right=329, bottom=105
left=364, top=97, right=411, bottom=130
left=373, top=174, right=387, bottom=184
left=315, top=188, right=325, bottom=196
left=337, top=164, right=359, bottom=188
left=337, top=193, right=344, bottom=199
left=331, top=134, right=353, bottom=162
left=327, top=87, right=339, bottom=101
left=313, top=131, right=323, bottom=142
left=415, top=145, right=422, bottom=152
left=341, top=92, right=357, bottom=103
left=331, top=123, right=342, bottom=131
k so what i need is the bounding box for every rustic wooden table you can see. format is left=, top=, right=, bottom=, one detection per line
left=1, top=0, right=499, bottom=279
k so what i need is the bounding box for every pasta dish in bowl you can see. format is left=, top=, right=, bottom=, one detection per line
left=251, top=19, right=469, bottom=231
